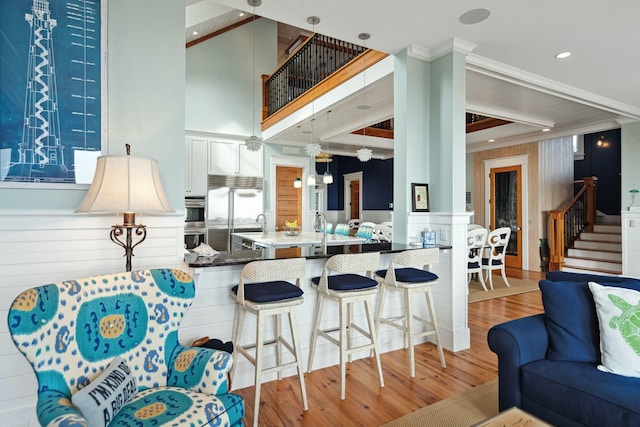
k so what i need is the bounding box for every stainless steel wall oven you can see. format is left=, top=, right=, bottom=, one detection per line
left=185, top=197, right=206, bottom=249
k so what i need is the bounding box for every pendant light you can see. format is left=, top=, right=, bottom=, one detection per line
left=323, top=110, right=333, bottom=184
left=356, top=32, right=373, bottom=162
left=245, top=0, right=262, bottom=152
left=305, top=15, right=322, bottom=186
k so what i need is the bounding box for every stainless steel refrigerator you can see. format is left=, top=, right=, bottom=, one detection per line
left=206, top=175, right=264, bottom=252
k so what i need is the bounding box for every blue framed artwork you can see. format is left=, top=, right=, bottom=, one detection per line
left=0, top=0, right=104, bottom=187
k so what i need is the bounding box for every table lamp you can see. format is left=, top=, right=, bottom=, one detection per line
left=76, top=145, right=173, bottom=271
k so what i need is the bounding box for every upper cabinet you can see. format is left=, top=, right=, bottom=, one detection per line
left=185, top=136, right=208, bottom=197
left=208, top=139, right=263, bottom=177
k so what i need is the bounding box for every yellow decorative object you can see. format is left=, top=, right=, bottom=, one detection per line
left=99, top=314, right=126, bottom=338
left=174, top=349, right=198, bottom=372
left=11, top=289, right=38, bottom=311
left=285, top=220, right=298, bottom=228
left=134, top=402, right=167, bottom=420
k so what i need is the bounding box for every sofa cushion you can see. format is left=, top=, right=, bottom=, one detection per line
left=521, top=360, right=640, bottom=427
left=589, top=282, right=640, bottom=378
left=539, top=279, right=640, bottom=362
left=545, top=271, right=636, bottom=283
left=110, top=386, right=245, bottom=426
left=71, top=357, right=137, bottom=427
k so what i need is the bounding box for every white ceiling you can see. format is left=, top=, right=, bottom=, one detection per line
left=186, top=0, right=640, bottom=157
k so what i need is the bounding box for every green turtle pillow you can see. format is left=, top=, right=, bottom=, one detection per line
left=588, top=282, right=640, bottom=378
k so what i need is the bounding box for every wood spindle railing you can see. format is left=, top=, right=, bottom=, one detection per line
left=549, top=177, right=597, bottom=271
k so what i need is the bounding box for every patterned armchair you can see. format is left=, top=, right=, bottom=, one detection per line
left=8, top=269, right=244, bottom=426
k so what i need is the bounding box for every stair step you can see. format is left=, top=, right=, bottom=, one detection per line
left=573, top=240, right=622, bottom=252
left=561, top=266, right=622, bottom=276
left=579, top=232, right=621, bottom=243
left=566, top=248, right=622, bottom=261
left=593, top=224, right=622, bottom=233
left=563, top=256, right=622, bottom=273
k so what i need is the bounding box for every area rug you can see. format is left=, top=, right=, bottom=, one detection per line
left=468, top=276, right=539, bottom=303
left=382, top=379, right=498, bottom=427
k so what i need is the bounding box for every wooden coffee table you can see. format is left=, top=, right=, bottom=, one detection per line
left=473, top=407, right=552, bottom=426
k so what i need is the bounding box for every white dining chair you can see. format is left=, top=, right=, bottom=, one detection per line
left=481, top=227, right=512, bottom=289
left=467, top=227, right=488, bottom=292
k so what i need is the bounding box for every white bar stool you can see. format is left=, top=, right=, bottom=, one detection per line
left=374, top=248, right=446, bottom=377
left=307, top=252, right=384, bottom=400
left=230, top=258, right=308, bottom=426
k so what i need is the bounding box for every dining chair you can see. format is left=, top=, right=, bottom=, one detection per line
left=481, top=227, right=512, bottom=289
left=308, top=252, right=384, bottom=400
left=466, top=227, right=489, bottom=292
left=374, top=248, right=446, bottom=377
left=231, top=258, right=308, bottom=426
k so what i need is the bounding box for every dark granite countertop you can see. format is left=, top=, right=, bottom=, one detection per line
left=188, top=242, right=452, bottom=268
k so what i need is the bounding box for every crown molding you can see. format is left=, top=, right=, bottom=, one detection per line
left=407, top=38, right=477, bottom=62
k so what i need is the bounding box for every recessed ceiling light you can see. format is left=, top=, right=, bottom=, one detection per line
left=239, top=12, right=245, bottom=17
left=542, top=128, right=551, bottom=132
left=488, top=139, right=495, bottom=143
left=555, top=51, right=572, bottom=59
left=459, top=8, right=491, bottom=25
left=192, top=31, right=198, bottom=36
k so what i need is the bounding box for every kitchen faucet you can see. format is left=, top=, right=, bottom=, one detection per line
left=315, top=212, right=327, bottom=254
left=256, top=213, right=267, bottom=236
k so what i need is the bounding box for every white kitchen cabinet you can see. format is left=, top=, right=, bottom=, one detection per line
left=621, top=211, right=640, bottom=277
left=185, top=136, right=208, bottom=197
left=208, top=139, right=263, bottom=177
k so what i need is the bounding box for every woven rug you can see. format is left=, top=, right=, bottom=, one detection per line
left=382, top=379, right=498, bottom=427
left=468, top=276, right=540, bottom=303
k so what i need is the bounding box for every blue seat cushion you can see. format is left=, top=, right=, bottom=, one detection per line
left=481, top=258, right=503, bottom=266
left=539, top=279, right=640, bottom=362
left=521, top=360, right=640, bottom=427
left=232, top=281, right=303, bottom=303
left=468, top=261, right=480, bottom=269
left=311, top=274, right=378, bottom=291
left=375, top=268, right=438, bottom=283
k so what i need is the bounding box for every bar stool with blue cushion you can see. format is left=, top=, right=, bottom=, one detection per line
left=307, top=252, right=384, bottom=400
left=231, top=258, right=308, bottom=427
left=374, top=248, right=446, bottom=377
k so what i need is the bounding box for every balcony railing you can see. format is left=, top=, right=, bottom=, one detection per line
left=549, top=177, right=597, bottom=270
left=264, top=33, right=367, bottom=117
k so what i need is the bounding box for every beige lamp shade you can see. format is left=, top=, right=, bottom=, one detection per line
left=76, top=155, right=173, bottom=214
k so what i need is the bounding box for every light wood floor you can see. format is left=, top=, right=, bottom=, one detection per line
left=233, top=269, right=545, bottom=426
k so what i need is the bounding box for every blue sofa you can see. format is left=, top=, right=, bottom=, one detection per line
left=488, top=271, right=640, bottom=427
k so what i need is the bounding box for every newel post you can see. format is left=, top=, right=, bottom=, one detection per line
left=549, top=210, right=565, bottom=271
left=584, top=176, right=597, bottom=232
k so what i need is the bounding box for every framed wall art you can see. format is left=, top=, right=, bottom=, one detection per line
left=0, top=0, right=106, bottom=187
left=411, top=183, right=430, bottom=212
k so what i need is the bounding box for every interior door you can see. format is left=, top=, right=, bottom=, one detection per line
left=489, top=165, right=522, bottom=268
left=276, top=166, right=302, bottom=230
left=350, top=180, right=360, bottom=219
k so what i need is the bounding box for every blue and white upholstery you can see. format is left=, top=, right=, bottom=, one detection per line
left=8, top=269, right=244, bottom=427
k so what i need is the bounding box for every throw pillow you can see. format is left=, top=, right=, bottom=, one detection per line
left=72, top=357, right=138, bottom=427
left=589, top=282, right=640, bottom=378
left=539, top=278, right=640, bottom=362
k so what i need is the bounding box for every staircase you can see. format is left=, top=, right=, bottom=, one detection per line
left=561, top=221, right=622, bottom=276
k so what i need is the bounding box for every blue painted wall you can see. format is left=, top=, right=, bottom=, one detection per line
left=574, top=128, right=621, bottom=215
left=320, top=155, right=393, bottom=210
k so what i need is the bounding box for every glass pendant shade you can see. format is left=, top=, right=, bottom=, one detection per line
left=323, top=170, right=333, bottom=184
left=293, top=177, right=302, bottom=188
left=307, top=174, right=316, bottom=186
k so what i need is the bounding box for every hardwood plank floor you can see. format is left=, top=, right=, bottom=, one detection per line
left=233, top=270, right=545, bottom=426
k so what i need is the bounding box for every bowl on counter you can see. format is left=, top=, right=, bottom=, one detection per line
left=282, top=227, right=302, bottom=236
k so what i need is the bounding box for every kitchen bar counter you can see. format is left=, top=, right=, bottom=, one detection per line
left=181, top=242, right=455, bottom=390
left=231, top=231, right=366, bottom=249
left=187, top=242, right=451, bottom=268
